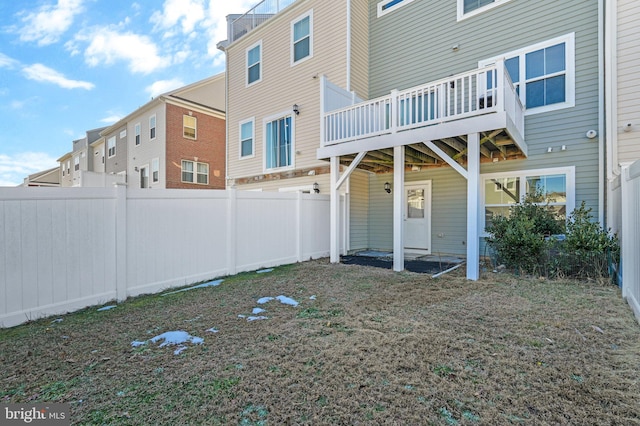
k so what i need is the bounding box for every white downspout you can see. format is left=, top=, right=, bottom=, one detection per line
left=598, top=0, right=605, bottom=225
left=346, top=0, right=351, bottom=91
left=604, top=0, right=620, bottom=228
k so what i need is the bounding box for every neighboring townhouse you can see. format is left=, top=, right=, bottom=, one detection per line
left=21, top=167, right=60, bottom=187
left=222, top=0, right=604, bottom=280
left=100, top=73, right=226, bottom=189
left=605, top=0, right=640, bottom=233
left=57, top=127, right=106, bottom=187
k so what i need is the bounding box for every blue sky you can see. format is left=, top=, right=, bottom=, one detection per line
left=0, top=0, right=255, bottom=186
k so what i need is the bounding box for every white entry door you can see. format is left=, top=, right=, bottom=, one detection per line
left=404, top=181, right=432, bottom=253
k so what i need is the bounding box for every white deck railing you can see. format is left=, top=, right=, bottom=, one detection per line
left=322, top=61, right=524, bottom=147
left=230, top=0, right=299, bottom=42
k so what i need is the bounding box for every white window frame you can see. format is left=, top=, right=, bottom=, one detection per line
left=134, top=123, right=141, bottom=146
left=183, top=114, right=197, bottom=139
left=107, top=136, right=116, bottom=158
left=151, top=158, right=159, bottom=183
left=181, top=160, right=209, bottom=185
left=377, top=0, right=415, bottom=17
left=239, top=117, right=255, bottom=159
left=263, top=111, right=295, bottom=172
left=480, top=166, right=576, bottom=236
left=291, top=10, right=313, bottom=66
left=246, top=40, right=262, bottom=87
left=149, top=115, right=157, bottom=140
left=457, top=0, right=513, bottom=21
left=74, top=156, right=80, bottom=171
left=479, top=33, right=575, bottom=115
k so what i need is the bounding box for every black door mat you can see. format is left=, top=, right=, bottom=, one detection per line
left=341, top=255, right=459, bottom=274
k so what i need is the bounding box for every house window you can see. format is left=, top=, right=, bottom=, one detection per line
left=457, top=0, right=512, bottom=20
left=181, top=160, right=209, bottom=184
left=377, top=0, right=415, bottom=17
left=135, top=123, right=141, bottom=146
left=479, top=33, right=575, bottom=115
left=247, top=41, right=262, bottom=86
left=183, top=115, right=197, bottom=139
left=149, top=115, right=156, bottom=140
left=240, top=118, right=254, bottom=158
left=107, top=136, right=116, bottom=158
left=74, top=156, right=80, bottom=171
left=265, top=114, right=293, bottom=170
left=152, top=158, right=159, bottom=183
left=482, top=167, right=575, bottom=233
left=292, top=11, right=312, bottom=64
left=140, top=166, right=149, bottom=188
left=66, top=160, right=70, bottom=174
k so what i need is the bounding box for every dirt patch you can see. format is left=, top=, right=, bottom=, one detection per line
left=1, top=259, right=639, bottom=425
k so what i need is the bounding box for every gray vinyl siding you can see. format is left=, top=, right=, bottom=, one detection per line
left=368, top=169, right=468, bottom=256
left=367, top=0, right=601, bottom=244
left=349, top=170, right=370, bottom=251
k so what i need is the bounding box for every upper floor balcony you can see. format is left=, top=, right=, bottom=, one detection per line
left=317, top=61, right=527, bottom=172
left=229, top=0, right=300, bottom=43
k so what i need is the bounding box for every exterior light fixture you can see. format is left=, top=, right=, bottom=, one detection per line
left=384, top=182, right=391, bottom=193
left=313, top=182, right=320, bottom=193
left=293, top=104, right=300, bottom=115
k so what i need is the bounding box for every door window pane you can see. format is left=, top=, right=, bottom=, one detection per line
left=407, top=189, right=425, bottom=219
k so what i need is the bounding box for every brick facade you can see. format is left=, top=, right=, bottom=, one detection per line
left=165, top=103, right=226, bottom=189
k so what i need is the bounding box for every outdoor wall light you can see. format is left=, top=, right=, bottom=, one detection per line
left=384, top=182, right=391, bottom=193
left=313, top=182, right=320, bottom=193
left=134, top=166, right=139, bottom=172
left=293, top=104, right=300, bottom=115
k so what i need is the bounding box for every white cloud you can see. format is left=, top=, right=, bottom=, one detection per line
left=23, top=64, right=95, bottom=90
left=151, top=0, right=206, bottom=35
left=202, top=0, right=256, bottom=65
left=74, top=27, right=169, bottom=74
left=16, top=0, right=85, bottom=46
left=100, top=114, right=123, bottom=124
left=146, top=79, right=185, bottom=98
left=0, top=152, right=59, bottom=187
left=0, top=52, right=20, bottom=69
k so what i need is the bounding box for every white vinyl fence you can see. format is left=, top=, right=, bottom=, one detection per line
left=621, top=160, right=640, bottom=323
left=0, top=186, right=335, bottom=327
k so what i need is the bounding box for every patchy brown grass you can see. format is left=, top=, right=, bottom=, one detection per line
left=1, top=259, right=639, bottom=425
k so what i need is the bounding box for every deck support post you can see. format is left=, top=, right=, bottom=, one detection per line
left=393, top=145, right=405, bottom=272
left=330, top=156, right=340, bottom=263
left=466, top=133, right=481, bottom=280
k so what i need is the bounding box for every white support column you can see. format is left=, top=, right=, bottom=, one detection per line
left=393, top=145, right=405, bottom=272
left=466, top=133, right=480, bottom=280
left=330, top=156, right=340, bottom=263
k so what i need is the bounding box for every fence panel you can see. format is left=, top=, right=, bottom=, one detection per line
left=622, top=160, right=640, bottom=323
left=0, top=187, right=331, bottom=327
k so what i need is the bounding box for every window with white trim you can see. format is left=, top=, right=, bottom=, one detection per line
left=149, top=115, right=156, bottom=140
left=151, top=158, right=159, bottom=183
left=181, top=160, right=209, bottom=184
left=66, top=160, right=70, bottom=174
left=292, top=11, right=312, bottom=64
left=107, top=136, right=116, bottom=158
left=482, top=167, right=575, bottom=234
left=247, top=41, right=262, bottom=86
left=240, top=118, right=254, bottom=158
left=457, top=0, right=513, bottom=20
left=265, top=114, right=293, bottom=170
left=480, top=33, right=575, bottom=115
left=135, top=123, right=141, bottom=146
left=377, top=0, right=415, bottom=17
left=74, top=156, right=80, bottom=171
left=183, top=115, right=196, bottom=139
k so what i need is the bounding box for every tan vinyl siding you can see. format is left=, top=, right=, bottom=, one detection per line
left=349, top=0, right=369, bottom=100
left=226, top=0, right=349, bottom=185
left=617, top=0, right=640, bottom=162
left=368, top=0, right=601, bottom=215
